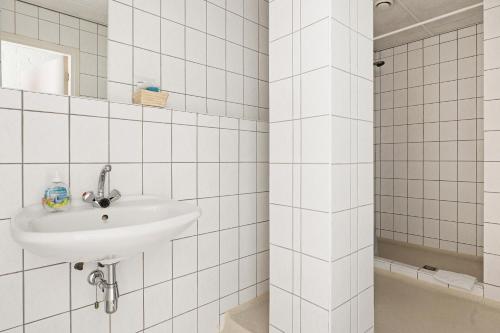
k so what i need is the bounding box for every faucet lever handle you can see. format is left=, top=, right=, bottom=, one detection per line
left=82, top=191, right=96, bottom=203
left=109, top=189, right=121, bottom=202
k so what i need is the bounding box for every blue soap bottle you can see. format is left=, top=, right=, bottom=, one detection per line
left=42, top=172, right=71, bottom=212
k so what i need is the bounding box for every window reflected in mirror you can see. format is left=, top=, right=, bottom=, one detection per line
left=0, top=0, right=107, bottom=98
left=1, top=40, right=71, bottom=95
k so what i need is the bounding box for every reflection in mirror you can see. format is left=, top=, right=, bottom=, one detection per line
left=1, top=39, right=73, bottom=95
left=0, top=0, right=107, bottom=99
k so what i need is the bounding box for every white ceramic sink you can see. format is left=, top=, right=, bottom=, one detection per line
left=11, top=195, right=201, bottom=264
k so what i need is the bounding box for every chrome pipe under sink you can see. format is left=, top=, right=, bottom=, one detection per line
left=88, top=263, right=119, bottom=314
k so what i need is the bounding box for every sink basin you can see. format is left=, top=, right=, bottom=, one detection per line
left=11, top=195, right=201, bottom=264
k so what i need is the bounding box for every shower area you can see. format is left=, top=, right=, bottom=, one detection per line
left=373, top=0, right=484, bottom=286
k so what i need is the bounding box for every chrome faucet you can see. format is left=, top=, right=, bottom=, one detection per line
left=97, top=164, right=112, bottom=199
left=82, top=164, right=121, bottom=208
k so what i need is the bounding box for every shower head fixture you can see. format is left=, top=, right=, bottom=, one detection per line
left=373, top=60, right=385, bottom=67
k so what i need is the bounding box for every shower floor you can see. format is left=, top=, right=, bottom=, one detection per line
left=375, top=270, right=500, bottom=333
left=377, top=238, right=483, bottom=281
left=222, top=272, right=497, bottom=333
left=221, top=293, right=268, bottom=333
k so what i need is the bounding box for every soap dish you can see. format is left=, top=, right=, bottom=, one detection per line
left=133, top=89, right=169, bottom=107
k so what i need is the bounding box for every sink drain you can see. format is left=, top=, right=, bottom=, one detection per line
left=102, top=214, right=109, bottom=222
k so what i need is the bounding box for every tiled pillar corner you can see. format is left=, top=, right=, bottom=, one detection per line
left=330, top=1, right=375, bottom=332
left=269, top=0, right=373, bottom=332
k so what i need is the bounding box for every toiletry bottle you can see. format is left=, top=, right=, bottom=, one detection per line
left=42, top=172, right=71, bottom=211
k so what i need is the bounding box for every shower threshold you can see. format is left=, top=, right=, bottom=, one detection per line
left=376, top=238, right=483, bottom=282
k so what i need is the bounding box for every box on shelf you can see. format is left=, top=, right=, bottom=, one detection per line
left=133, top=89, right=169, bottom=107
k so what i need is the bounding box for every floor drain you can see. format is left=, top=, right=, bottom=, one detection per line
left=422, top=265, right=437, bottom=271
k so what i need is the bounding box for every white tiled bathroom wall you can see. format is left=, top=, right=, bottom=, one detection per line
left=0, top=0, right=108, bottom=99
left=374, top=24, right=485, bottom=256
left=107, top=0, right=269, bottom=121
left=483, top=0, right=500, bottom=302
left=0, top=86, right=269, bottom=332
left=268, top=0, right=374, bottom=332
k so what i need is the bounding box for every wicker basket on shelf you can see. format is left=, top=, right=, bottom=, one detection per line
left=133, top=89, right=169, bottom=107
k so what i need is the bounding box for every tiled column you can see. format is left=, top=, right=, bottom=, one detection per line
left=483, top=1, right=500, bottom=301
left=268, top=1, right=373, bottom=332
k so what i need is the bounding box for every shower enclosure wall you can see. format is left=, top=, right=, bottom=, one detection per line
left=371, top=0, right=500, bottom=306
left=374, top=23, right=484, bottom=257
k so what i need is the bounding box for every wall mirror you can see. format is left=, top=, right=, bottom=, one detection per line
left=0, top=0, right=107, bottom=98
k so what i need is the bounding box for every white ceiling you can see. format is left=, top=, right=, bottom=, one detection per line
left=374, top=0, right=483, bottom=51
left=25, top=0, right=107, bottom=25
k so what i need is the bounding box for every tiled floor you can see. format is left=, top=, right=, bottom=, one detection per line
left=221, top=293, right=268, bottom=333
left=375, top=270, right=500, bottom=333
left=218, top=269, right=500, bottom=333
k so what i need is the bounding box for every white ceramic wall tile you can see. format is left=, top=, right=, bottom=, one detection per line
left=173, top=309, right=197, bottom=332
left=15, top=13, right=38, bottom=38
left=198, top=163, right=220, bottom=197
left=134, top=49, right=161, bottom=87
left=114, top=254, right=143, bottom=294
left=197, top=301, right=219, bottom=332
left=301, top=300, right=329, bottom=333
left=0, top=220, right=22, bottom=275
left=172, top=124, right=197, bottom=162
left=484, top=6, right=500, bottom=301
left=60, top=26, right=79, bottom=49
left=70, top=115, right=108, bottom=163
left=172, top=163, right=197, bottom=200
left=110, top=290, right=143, bottom=333
left=71, top=305, right=109, bottom=333
left=269, top=1, right=374, bottom=331
left=24, top=92, right=68, bottom=114
left=173, top=273, right=198, bottom=316
left=24, top=264, right=70, bottom=322
left=375, top=24, right=484, bottom=257
left=71, top=97, right=108, bottom=118
left=24, top=313, right=70, bottom=333
left=144, top=320, right=172, bottom=333
left=144, top=281, right=173, bottom=327
left=269, top=286, right=292, bottom=332
left=143, top=122, right=171, bottom=162
left=0, top=164, right=22, bottom=220
left=1, top=0, right=270, bottom=330
left=0, top=88, right=22, bottom=109
left=23, top=111, right=69, bottom=163
left=110, top=119, right=142, bottom=162
left=131, top=160, right=158, bottom=190
left=0, top=272, right=23, bottom=331
left=134, top=10, right=161, bottom=52
left=0, top=85, right=269, bottom=331
left=107, top=0, right=268, bottom=120
left=108, top=41, right=134, bottom=86
left=108, top=0, right=132, bottom=44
